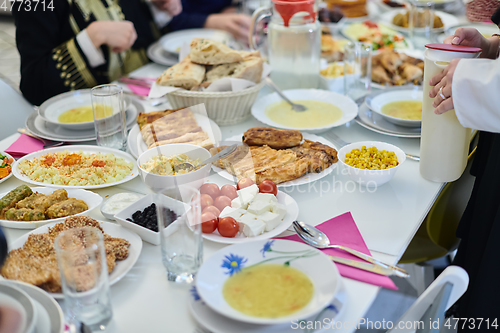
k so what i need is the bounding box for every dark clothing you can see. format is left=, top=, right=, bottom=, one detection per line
left=13, top=0, right=159, bottom=105
left=453, top=131, right=500, bottom=329
left=167, top=0, right=232, bottom=31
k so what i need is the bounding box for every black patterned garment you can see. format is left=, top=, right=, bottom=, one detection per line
left=13, top=0, right=160, bottom=105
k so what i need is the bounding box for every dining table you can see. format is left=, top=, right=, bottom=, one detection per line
left=0, top=4, right=472, bottom=331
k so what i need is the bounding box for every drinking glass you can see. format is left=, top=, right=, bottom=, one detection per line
left=91, top=84, right=127, bottom=151
left=55, top=227, right=113, bottom=331
left=157, top=186, right=203, bottom=283
left=408, top=0, right=435, bottom=45
left=343, top=42, right=372, bottom=102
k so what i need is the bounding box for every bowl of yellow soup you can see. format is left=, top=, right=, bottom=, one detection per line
left=338, top=141, right=406, bottom=186
left=38, top=89, right=131, bottom=130
left=365, top=87, right=422, bottom=127
left=195, top=239, right=341, bottom=325
left=251, top=89, right=358, bottom=134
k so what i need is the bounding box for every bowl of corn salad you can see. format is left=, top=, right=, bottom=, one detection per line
left=338, top=141, right=406, bottom=186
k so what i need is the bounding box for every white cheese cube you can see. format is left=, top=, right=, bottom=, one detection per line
left=237, top=184, right=259, bottom=198
left=270, top=203, right=287, bottom=221
left=232, top=185, right=257, bottom=210
left=247, top=200, right=273, bottom=216
left=236, top=212, right=258, bottom=233
left=219, top=207, right=245, bottom=220
left=260, top=211, right=282, bottom=232
left=231, top=197, right=244, bottom=209
left=242, top=218, right=266, bottom=237
left=252, top=193, right=278, bottom=204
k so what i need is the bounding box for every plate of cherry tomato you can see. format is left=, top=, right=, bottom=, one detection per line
left=198, top=179, right=299, bottom=244
left=0, top=152, right=14, bottom=184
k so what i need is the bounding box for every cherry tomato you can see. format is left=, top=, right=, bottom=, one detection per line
left=200, top=183, right=221, bottom=200
left=220, top=184, right=238, bottom=200
left=200, top=194, right=214, bottom=210
left=218, top=217, right=239, bottom=237
left=201, top=212, right=218, bottom=233
left=202, top=205, right=221, bottom=217
left=237, top=178, right=255, bottom=190
left=258, top=179, right=278, bottom=196
left=214, top=195, right=232, bottom=212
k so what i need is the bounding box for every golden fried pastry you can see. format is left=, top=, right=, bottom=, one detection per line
left=242, top=127, right=303, bottom=149
left=45, top=198, right=88, bottom=219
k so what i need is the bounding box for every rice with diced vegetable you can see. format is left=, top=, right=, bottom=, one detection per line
left=17, top=150, right=133, bottom=186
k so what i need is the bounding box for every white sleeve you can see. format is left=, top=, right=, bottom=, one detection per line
left=453, top=57, right=500, bottom=133
left=75, top=29, right=106, bottom=68
left=147, top=2, right=173, bottom=28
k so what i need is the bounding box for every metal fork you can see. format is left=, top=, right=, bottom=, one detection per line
left=323, top=131, right=420, bottom=161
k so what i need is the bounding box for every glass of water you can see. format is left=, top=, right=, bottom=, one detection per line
left=91, top=84, right=127, bottom=151
left=157, top=186, right=203, bottom=283
left=55, top=227, right=113, bottom=331
left=408, top=0, right=435, bottom=47
left=344, top=42, right=372, bottom=103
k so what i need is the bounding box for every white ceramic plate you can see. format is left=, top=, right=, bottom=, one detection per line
left=5, top=280, right=64, bottom=333
left=127, top=113, right=222, bottom=159
left=0, top=187, right=103, bottom=229
left=38, top=89, right=132, bottom=130
left=26, top=100, right=141, bottom=142
left=159, top=29, right=237, bottom=55
left=202, top=191, right=299, bottom=244
left=365, top=87, right=422, bottom=127
left=379, top=9, right=459, bottom=34
left=251, top=89, right=358, bottom=134
left=213, top=133, right=339, bottom=187
left=341, top=22, right=413, bottom=50
left=189, top=280, right=347, bottom=333
left=0, top=282, right=36, bottom=333
left=370, top=49, right=425, bottom=89
left=8, top=221, right=142, bottom=299
left=196, top=239, right=341, bottom=325
left=147, top=41, right=179, bottom=66
left=437, top=22, right=499, bottom=43
left=0, top=152, right=14, bottom=184
left=355, top=102, right=421, bottom=138
left=12, top=145, right=139, bottom=190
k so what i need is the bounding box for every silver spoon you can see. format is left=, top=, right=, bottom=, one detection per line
left=264, top=77, right=307, bottom=112
left=174, top=144, right=238, bottom=173
left=293, top=221, right=409, bottom=278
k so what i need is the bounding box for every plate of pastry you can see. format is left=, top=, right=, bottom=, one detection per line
left=380, top=9, right=459, bottom=33
left=211, top=128, right=339, bottom=187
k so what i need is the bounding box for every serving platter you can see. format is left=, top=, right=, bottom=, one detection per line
left=251, top=89, right=358, bottom=134
left=365, top=87, right=422, bottom=127
left=355, top=102, right=421, bottom=138
left=159, top=29, right=237, bottom=56
left=12, top=145, right=139, bottom=190
left=127, top=113, right=222, bottom=159
left=0, top=151, right=14, bottom=185
left=212, top=133, right=339, bottom=187
left=38, top=89, right=131, bottom=130
left=8, top=221, right=142, bottom=299
left=341, top=22, right=413, bottom=51
left=201, top=190, right=299, bottom=244
left=379, top=9, right=459, bottom=34
left=26, top=99, right=142, bottom=142
left=0, top=187, right=103, bottom=229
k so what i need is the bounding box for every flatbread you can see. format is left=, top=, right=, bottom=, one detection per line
left=156, top=56, right=205, bottom=90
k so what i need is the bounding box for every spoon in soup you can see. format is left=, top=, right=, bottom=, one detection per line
left=264, top=77, right=307, bottom=112
left=174, top=144, right=239, bottom=174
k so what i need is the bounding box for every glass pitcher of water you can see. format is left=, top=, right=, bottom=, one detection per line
left=249, top=0, right=321, bottom=90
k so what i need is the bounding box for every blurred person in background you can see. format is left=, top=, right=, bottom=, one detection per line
left=13, top=0, right=182, bottom=105
left=167, top=0, right=251, bottom=42
left=428, top=21, right=500, bottom=329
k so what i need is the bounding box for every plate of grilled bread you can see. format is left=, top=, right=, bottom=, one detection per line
left=128, top=106, right=222, bottom=159
left=1, top=216, right=142, bottom=299
left=211, top=127, right=339, bottom=187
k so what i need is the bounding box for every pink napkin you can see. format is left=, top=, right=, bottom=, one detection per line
left=5, top=134, right=44, bottom=158
left=279, top=212, right=397, bottom=290
left=126, top=77, right=155, bottom=96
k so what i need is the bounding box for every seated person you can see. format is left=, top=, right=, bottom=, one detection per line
left=167, top=0, right=251, bottom=42
left=13, top=0, right=181, bottom=105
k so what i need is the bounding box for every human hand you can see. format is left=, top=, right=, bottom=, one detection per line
left=87, top=21, right=137, bottom=53
left=204, top=13, right=251, bottom=42
left=443, top=27, right=496, bottom=58
left=428, top=58, right=460, bottom=115
left=152, top=0, right=182, bottom=16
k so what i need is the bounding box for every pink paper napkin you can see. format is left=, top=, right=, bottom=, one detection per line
left=279, top=212, right=398, bottom=290
left=5, top=134, right=44, bottom=158
left=126, top=77, right=155, bottom=96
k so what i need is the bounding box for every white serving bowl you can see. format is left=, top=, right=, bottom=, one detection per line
left=338, top=141, right=406, bottom=186
left=114, top=193, right=188, bottom=245
left=195, top=239, right=341, bottom=325
left=137, top=143, right=211, bottom=192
